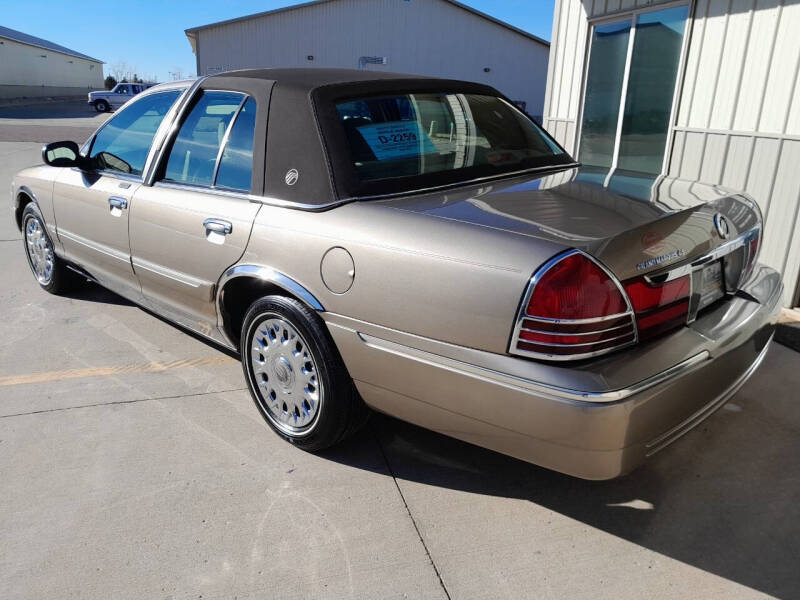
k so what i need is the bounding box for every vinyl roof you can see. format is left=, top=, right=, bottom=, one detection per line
left=0, top=25, right=103, bottom=63
left=212, top=67, right=435, bottom=89
left=185, top=0, right=549, bottom=47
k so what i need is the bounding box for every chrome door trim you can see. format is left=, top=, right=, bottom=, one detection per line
left=153, top=180, right=251, bottom=200
left=143, top=77, right=207, bottom=186
left=358, top=331, right=710, bottom=404
left=58, top=229, right=130, bottom=264
left=132, top=257, right=210, bottom=289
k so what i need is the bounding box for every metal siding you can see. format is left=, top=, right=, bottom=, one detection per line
left=556, top=0, right=581, bottom=118
left=759, top=0, right=800, bottom=133
left=763, top=141, right=800, bottom=273
left=195, top=0, right=549, bottom=118
left=688, top=0, right=728, bottom=128
left=709, top=0, right=753, bottom=130
left=699, top=133, right=727, bottom=183
left=745, top=137, right=782, bottom=215
left=787, top=66, right=800, bottom=135
left=567, top=7, right=589, bottom=121
left=680, top=132, right=706, bottom=180
left=732, top=0, right=781, bottom=132
left=721, top=135, right=754, bottom=190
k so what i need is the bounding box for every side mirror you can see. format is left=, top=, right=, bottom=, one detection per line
left=42, top=141, right=82, bottom=168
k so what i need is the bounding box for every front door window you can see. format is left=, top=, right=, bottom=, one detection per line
left=89, top=90, right=181, bottom=176
left=578, top=5, right=689, bottom=183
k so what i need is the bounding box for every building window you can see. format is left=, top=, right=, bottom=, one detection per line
left=578, top=4, right=689, bottom=182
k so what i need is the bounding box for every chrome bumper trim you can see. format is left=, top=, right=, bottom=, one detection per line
left=358, top=332, right=710, bottom=404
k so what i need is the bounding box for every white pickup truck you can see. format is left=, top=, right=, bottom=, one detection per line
left=87, top=82, right=150, bottom=112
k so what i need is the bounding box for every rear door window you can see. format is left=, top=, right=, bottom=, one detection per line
left=214, top=97, right=257, bottom=192
left=162, top=91, right=245, bottom=187
left=161, top=91, right=256, bottom=192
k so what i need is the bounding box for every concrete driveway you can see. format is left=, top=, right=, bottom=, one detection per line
left=1, top=105, right=799, bottom=599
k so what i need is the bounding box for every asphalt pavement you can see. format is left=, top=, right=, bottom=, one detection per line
left=1, top=104, right=798, bottom=599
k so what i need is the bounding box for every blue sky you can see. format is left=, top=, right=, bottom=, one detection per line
left=3, top=0, right=554, bottom=83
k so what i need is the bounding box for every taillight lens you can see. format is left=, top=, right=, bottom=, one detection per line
left=525, top=253, right=627, bottom=319
left=511, top=251, right=636, bottom=360
left=623, top=275, right=690, bottom=341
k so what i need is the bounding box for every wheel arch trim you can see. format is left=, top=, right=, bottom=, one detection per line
left=14, top=185, right=39, bottom=230
left=216, top=264, right=326, bottom=346
left=217, top=264, right=325, bottom=312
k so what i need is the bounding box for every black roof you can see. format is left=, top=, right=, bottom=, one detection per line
left=208, top=67, right=433, bottom=91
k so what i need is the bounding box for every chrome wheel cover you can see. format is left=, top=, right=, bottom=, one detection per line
left=247, top=315, right=322, bottom=435
left=24, top=215, right=54, bottom=285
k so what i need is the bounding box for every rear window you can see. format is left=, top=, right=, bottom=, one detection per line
left=335, top=93, right=565, bottom=184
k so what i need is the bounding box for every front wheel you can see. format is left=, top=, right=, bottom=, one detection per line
left=241, top=295, right=369, bottom=451
left=21, top=203, right=81, bottom=294
left=94, top=99, right=109, bottom=112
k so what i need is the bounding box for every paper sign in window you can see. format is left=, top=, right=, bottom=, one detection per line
left=356, top=121, right=436, bottom=161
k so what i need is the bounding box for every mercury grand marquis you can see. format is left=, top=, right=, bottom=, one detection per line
left=11, top=69, right=782, bottom=479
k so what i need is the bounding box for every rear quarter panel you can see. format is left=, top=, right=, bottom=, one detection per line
left=242, top=201, right=566, bottom=353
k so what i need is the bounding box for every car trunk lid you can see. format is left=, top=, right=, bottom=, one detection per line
left=376, top=167, right=761, bottom=285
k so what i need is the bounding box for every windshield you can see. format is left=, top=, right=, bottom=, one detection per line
left=335, top=93, right=567, bottom=185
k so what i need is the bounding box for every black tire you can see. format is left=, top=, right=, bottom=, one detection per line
left=94, top=99, right=109, bottom=112
left=241, top=295, right=370, bottom=451
left=21, top=203, right=81, bottom=295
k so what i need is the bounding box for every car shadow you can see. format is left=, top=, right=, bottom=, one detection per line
left=63, top=279, right=134, bottom=306
left=63, top=279, right=241, bottom=359
left=319, top=344, right=800, bottom=598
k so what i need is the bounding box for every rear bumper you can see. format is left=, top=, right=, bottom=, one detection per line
left=326, top=264, right=783, bottom=479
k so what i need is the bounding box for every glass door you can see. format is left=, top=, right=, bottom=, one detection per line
left=577, top=4, right=690, bottom=192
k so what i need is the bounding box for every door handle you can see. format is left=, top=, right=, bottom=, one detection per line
left=203, top=218, right=232, bottom=235
left=108, top=196, right=128, bottom=216
left=109, top=196, right=128, bottom=209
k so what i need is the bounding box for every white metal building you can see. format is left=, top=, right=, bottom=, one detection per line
left=185, top=0, right=550, bottom=120
left=0, top=26, right=104, bottom=99
left=543, top=0, right=800, bottom=307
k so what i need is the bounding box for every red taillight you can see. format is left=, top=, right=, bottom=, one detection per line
left=623, top=275, right=690, bottom=341
left=512, top=251, right=636, bottom=360
left=525, top=253, right=628, bottom=319
left=624, top=276, right=690, bottom=312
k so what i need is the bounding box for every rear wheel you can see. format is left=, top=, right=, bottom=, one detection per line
left=21, top=203, right=80, bottom=294
left=94, top=99, right=109, bottom=112
left=241, top=295, right=369, bottom=451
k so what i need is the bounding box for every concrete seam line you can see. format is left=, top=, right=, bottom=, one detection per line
left=0, top=387, right=248, bottom=419
left=372, top=429, right=452, bottom=600
left=0, top=356, right=237, bottom=387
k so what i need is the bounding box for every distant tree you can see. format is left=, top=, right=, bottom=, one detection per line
left=104, top=75, right=117, bottom=90
left=111, top=60, right=130, bottom=82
